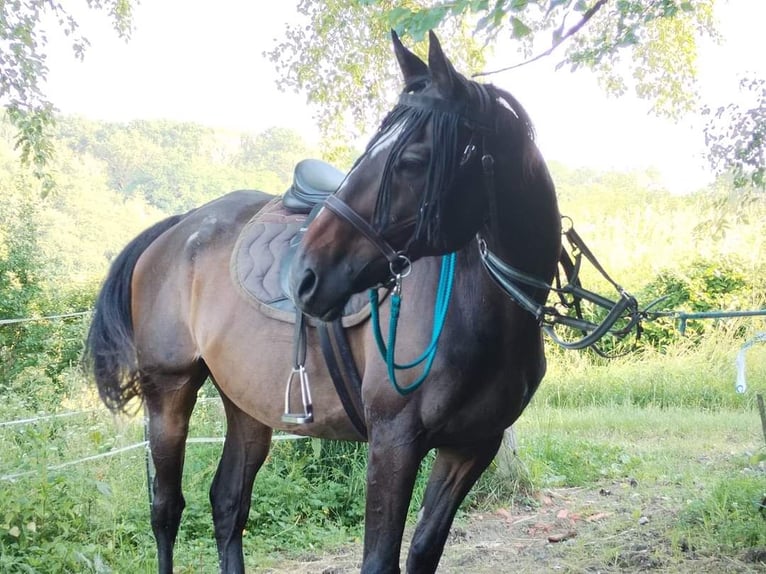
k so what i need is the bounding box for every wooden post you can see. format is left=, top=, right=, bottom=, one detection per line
left=495, top=426, right=518, bottom=480
left=757, top=393, right=766, bottom=447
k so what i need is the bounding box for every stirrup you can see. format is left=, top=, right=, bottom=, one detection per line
left=281, top=365, right=314, bottom=424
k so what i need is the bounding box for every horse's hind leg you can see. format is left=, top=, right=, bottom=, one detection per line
left=406, top=435, right=503, bottom=574
left=210, top=392, right=272, bottom=574
left=144, top=368, right=207, bottom=574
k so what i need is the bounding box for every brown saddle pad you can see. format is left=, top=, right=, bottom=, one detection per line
left=230, top=197, right=381, bottom=326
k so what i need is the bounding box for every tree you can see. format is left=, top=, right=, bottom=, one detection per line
left=0, top=0, right=135, bottom=193
left=269, top=0, right=766, bottom=191
left=703, top=77, right=765, bottom=191
left=266, top=0, right=489, bottom=144
left=235, top=127, right=314, bottom=188
left=270, top=1, right=718, bottom=136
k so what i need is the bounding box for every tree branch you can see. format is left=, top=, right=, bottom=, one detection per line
left=472, top=0, right=611, bottom=78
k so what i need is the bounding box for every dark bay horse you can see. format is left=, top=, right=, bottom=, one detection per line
left=85, top=31, right=560, bottom=574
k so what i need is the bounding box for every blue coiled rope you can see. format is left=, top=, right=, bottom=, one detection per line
left=369, top=253, right=457, bottom=395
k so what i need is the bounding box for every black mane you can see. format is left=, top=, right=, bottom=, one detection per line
left=359, top=78, right=537, bottom=247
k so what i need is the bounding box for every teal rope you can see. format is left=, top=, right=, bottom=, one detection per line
left=369, top=253, right=457, bottom=395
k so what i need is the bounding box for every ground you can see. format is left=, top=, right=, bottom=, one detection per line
left=262, top=480, right=766, bottom=574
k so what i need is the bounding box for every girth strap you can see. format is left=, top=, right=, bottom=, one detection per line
left=318, top=320, right=367, bottom=440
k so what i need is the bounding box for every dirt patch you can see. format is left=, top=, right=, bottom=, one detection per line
left=262, top=481, right=766, bottom=573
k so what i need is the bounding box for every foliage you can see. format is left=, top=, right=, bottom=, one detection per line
left=636, top=256, right=752, bottom=344
left=679, top=474, right=766, bottom=551
left=523, top=435, right=640, bottom=487
left=266, top=0, right=487, bottom=144
left=270, top=0, right=719, bottom=143
left=55, top=117, right=316, bottom=212
left=545, top=164, right=766, bottom=355
left=397, top=0, right=716, bottom=117
left=0, top=0, right=136, bottom=191
left=703, top=77, right=766, bottom=191
left=541, top=331, right=766, bottom=410
left=0, top=114, right=319, bottom=414
left=2, top=381, right=764, bottom=570
left=0, top=106, right=764, bottom=570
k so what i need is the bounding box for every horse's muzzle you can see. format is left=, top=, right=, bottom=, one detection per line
left=289, top=255, right=348, bottom=322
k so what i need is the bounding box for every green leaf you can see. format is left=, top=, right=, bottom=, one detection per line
left=387, top=6, right=413, bottom=28
left=574, top=0, right=588, bottom=10
left=311, top=437, right=323, bottom=458
left=511, top=0, right=529, bottom=12
left=95, top=481, right=112, bottom=498
left=546, top=0, right=569, bottom=11
left=618, top=29, right=638, bottom=47
left=510, top=16, right=532, bottom=39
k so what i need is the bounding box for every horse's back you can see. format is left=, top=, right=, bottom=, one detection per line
left=130, top=190, right=274, bottom=373
left=140, top=189, right=273, bottom=267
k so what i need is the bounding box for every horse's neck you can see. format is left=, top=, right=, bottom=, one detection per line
left=482, top=144, right=560, bottom=281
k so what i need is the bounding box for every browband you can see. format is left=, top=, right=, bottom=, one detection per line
left=398, top=88, right=495, bottom=133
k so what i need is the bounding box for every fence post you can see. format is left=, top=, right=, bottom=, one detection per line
left=735, top=332, right=766, bottom=393
left=144, top=407, right=155, bottom=508
left=495, top=425, right=519, bottom=480
left=757, top=394, right=766, bottom=448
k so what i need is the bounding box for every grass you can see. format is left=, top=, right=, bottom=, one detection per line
left=541, top=331, right=766, bottom=410
left=470, top=403, right=765, bottom=573
left=1, top=332, right=765, bottom=572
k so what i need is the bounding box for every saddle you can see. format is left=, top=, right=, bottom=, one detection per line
left=231, top=197, right=375, bottom=327
left=230, top=159, right=373, bottom=438
left=282, top=158, right=346, bottom=214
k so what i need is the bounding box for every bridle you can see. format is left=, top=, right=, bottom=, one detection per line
left=321, top=81, right=645, bottom=357
left=321, top=83, right=498, bottom=283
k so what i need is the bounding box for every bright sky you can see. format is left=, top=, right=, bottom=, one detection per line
left=43, top=0, right=765, bottom=194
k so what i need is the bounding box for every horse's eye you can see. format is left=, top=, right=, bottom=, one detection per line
left=397, top=152, right=428, bottom=172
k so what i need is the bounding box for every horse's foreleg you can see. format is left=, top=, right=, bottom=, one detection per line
left=145, top=375, right=204, bottom=574
left=210, top=394, right=272, bottom=574
left=361, top=425, right=426, bottom=574
left=406, top=435, right=503, bottom=574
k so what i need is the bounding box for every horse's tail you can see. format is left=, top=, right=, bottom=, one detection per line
left=84, top=214, right=185, bottom=414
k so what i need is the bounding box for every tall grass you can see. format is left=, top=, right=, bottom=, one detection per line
left=1, top=327, right=764, bottom=571
left=541, top=327, right=766, bottom=410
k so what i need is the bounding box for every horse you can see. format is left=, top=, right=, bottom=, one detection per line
left=85, top=30, right=560, bottom=574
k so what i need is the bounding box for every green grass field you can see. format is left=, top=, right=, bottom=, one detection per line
left=1, top=333, right=764, bottom=572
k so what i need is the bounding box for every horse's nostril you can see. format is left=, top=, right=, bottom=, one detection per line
left=296, top=269, right=318, bottom=302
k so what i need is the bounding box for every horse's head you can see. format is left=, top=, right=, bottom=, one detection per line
left=290, top=31, right=501, bottom=321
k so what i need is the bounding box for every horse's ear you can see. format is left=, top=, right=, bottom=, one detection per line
left=391, top=29, right=428, bottom=87
left=427, top=30, right=462, bottom=97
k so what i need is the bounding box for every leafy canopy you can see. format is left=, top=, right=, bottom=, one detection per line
left=0, top=0, right=135, bottom=193
left=269, top=1, right=717, bottom=133
left=268, top=1, right=764, bottom=190
left=1, top=1, right=762, bottom=191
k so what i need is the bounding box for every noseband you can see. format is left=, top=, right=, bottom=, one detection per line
left=322, top=85, right=497, bottom=281
left=323, top=194, right=404, bottom=269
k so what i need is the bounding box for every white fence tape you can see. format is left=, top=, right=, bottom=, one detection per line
left=0, top=434, right=309, bottom=482
left=0, top=396, right=223, bottom=429
left=0, top=311, right=89, bottom=326
left=0, top=409, right=98, bottom=428
left=1, top=442, right=148, bottom=481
